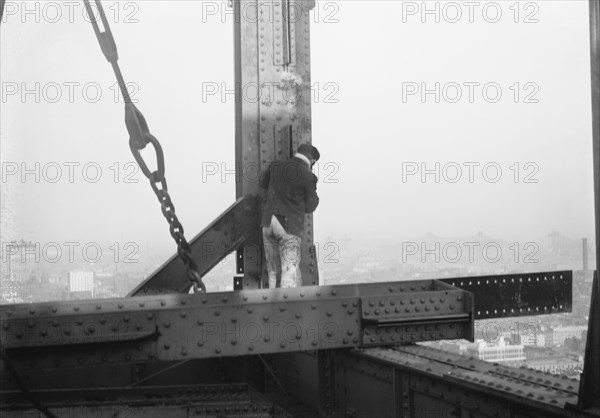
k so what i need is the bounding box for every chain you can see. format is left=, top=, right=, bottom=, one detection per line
left=83, top=0, right=205, bottom=293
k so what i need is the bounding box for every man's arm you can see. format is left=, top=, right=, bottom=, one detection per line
left=304, top=172, right=319, bottom=213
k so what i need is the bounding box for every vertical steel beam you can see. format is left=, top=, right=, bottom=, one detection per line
left=578, top=273, right=600, bottom=410
left=577, top=1, right=600, bottom=411
left=234, top=0, right=263, bottom=289
left=592, top=0, right=600, bottom=275
left=234, top=0, right=319, bottom=288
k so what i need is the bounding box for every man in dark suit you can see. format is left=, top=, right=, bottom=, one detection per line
left=260, top=143, right=320, bottom=288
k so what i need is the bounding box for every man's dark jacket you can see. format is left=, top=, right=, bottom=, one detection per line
left=260, top=156, right=319, bottom=236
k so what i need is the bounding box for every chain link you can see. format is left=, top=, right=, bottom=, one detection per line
left=83, top=0, right=205, bottom=293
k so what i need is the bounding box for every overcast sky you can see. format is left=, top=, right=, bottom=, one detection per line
left=0, top=0, right=595, bottom=255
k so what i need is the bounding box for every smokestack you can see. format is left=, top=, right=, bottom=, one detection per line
left=583, top=238, right=589, bottom=273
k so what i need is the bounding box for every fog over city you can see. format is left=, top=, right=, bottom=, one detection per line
left=1, top=1, right=595, bottom=261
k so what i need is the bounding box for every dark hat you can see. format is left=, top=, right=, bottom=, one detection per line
left=297, top=143, right=320, bottom=161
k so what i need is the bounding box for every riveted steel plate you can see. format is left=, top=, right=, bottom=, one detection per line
left=130, top=198, right=248, bottom=296
left=441, top=270, right=572, bottom=319
left=2, top=280, right=471, bottom=372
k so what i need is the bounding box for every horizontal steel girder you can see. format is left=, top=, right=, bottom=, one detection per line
left=442, top=270, right=572, bottom=319
left=1, top=279, right=473, bottom=372
left=331, top=345, right=584, bottom=418
left=1, top=383, right=295, bottom=418
left=0, top=271, right=571, bottom=374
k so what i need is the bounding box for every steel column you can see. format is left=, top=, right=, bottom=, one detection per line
left=234, top=0, right=319, bottom=289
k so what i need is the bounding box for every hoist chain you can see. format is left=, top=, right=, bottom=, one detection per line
left=83, top=0, right=205, bottom=293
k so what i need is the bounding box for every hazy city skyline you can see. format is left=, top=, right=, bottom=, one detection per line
left=1, top=1, right=596, bottom=258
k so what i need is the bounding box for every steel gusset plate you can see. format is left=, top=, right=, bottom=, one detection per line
left=129, top=197, right=250, bottom=296
left=441, top=270, right=572, bottom=319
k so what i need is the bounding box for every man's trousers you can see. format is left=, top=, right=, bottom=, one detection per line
left=262, top=215, right=302, bottom=288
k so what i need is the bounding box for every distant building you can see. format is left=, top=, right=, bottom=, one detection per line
left=2, top=240, right=38, bottom=282
left=69, top=271, right=94, bottom=298
left=552, top=326, right=587, bottom=346
left=526, top=356, right=583, bottom=376
left=467, top=337, right=525, bottom=366
left=520, top=332, right=546, bottom=347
